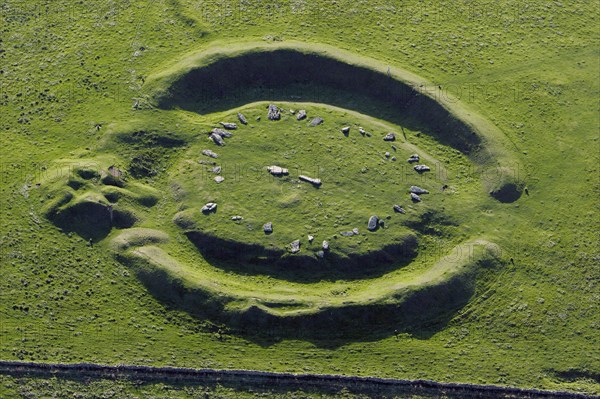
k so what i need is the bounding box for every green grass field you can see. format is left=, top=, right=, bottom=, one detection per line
left=0, top=0, right=598, bottom=397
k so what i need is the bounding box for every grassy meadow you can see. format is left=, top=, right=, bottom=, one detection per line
left=0, top=0, right=598, bottom=397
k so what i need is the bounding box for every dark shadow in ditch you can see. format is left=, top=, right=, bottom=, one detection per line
left=184, top=230, right=418, bottom=283
left=156, top=50, right=483, bottom=155
left=47, top=202, right=136, bottom=242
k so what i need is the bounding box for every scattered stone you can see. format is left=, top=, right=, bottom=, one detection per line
left=256, top=116, right=261, bottom=121
left=219, top=122, right=237, bottom=130
left=237, top=112, right=248, bottom=125
left=212, top=128, right=233, bottom=138
left=410, top=193, right=422, bottom=202
left=309, top=117, right=324, bottom=127
left=316, top=250, right=325, bottom=259
left=290, top=240, right=301, bottom=254
left=210, top=166, right=222, bottom=174
left=267, top=165, right=289, bottom=176
left=209, top=132, right=224, bottom=146
left=290, top=109, right=296, bottom=115
left=365, top=131, right=372, bottom=137
left=393, top=204, right=406, bottom=214
left=263, top=222, right=273, bottom=234
left=359, top=127, right=366, bottom=136
left=383, top=132, right=396, bottom=141
left=199, top=160, right=217, bottom=165
left=308, top=235, right=314, bottom=243
left=297, top=110, right=307, bottom=120
left=391, top=145, right=397, bottom=151
left=322, top=240, right=330, bottom=250
left=407, top=154, right=420, bottom=163
left=299, top=175, right=321, bottom=187
left=231, top=216, right=243, bottom=221
left=214, top=176, right=224, bottom=183
left=378, top=219, right=385, bottom=228
left=341, top=126, right=350, bottom=135
left=267, top=104, right=280, bottom=120
left=107, top=165, right=123, bottom=179
left=202, top=149, right=219, bottom=158
left=385, top=152, right=390, bottom=158
left=410, top=186, right=429, bottom=194
left=201, top=202, right=217, bottom=213
left=368, top=215, right=379, bottom=231
left=391, top=156, right=397, bottom=161
left=340, top=231, right=355, bottom=237
left=414, top=164, right=431, bottom=173
left=352, top=227, right=359, bottom=235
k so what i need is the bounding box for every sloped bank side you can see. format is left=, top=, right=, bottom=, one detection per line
left=153, top=48, right=481, bottom=155
left=112, top=230, right=503, bottom=340
left=144, top=41, right=523, bottom=184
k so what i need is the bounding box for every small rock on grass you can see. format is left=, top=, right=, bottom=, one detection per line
left=201, top=203, right=217, bottom=213
left=237, top=112, right=248, bottom=125
left=368, top=215, right=379, bottom=231
left=414, top=164, right=430, bottom=173
left=268, top=104, right=280, bottom=121
left=299, top=175, right=321, bottom=186
left=322, top=240, right=329, bottom=250
left=231, top=216, right=243, bottom=221
left=383, top=133, right=396, bottom=141
left=214, top=176, right=224, bottom=183
left=202, top=149, right=218, bottom=158
left=290, top=240, right=301, bottom=254
left=309, top=117, right=324, bottom=127
left=219, top=122, right=237, bottom=130
left=409, top=186, right=429, bottom=194
left=209, top=132, right=224, bottom=146
left=268, top=165, right=289, bottom=176
left=341, top=126, right=350, bottom=135
left=263, top=222, right=273, bottom=234
left=393, top=204, right=406, bottom=214
left=408, top=154, right=420, bottom=163
left=297, top=110, right=307, bottom=120
left=212, top=128, right=233, bottom=138
left=410, top=193, right=421, bottom=202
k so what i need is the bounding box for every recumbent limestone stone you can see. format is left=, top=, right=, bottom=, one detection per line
left=368, top=215, right=379, bottom=231
left=268, top=104, right=280, bottom=121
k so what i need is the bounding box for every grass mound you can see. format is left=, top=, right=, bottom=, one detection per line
left=109, top=228, right=169, bottom=251
left=145, top=42, right=523, bottom=176
left=112, top=230, right=502, bottom=339
left=155, top=49, right=481, bottom=154
left=41, top=161, right=159, bottom=241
